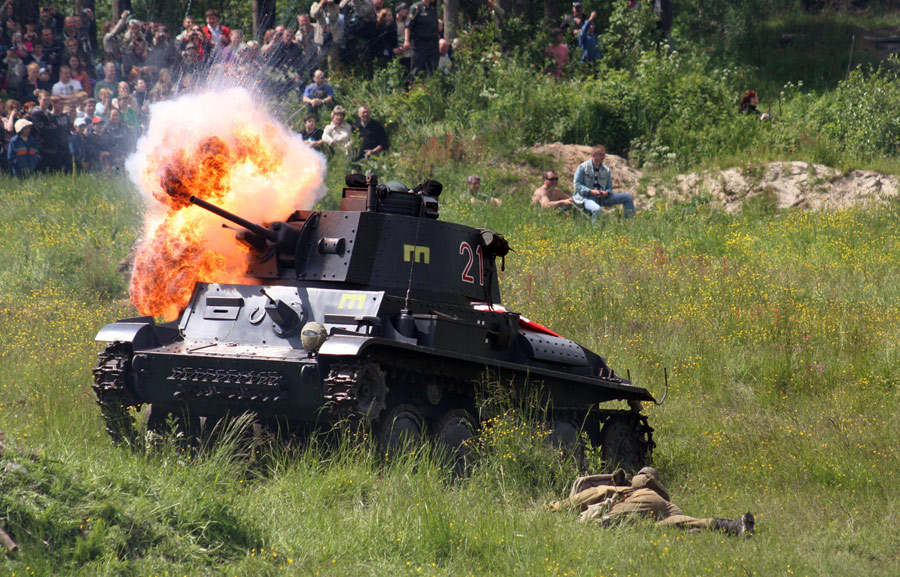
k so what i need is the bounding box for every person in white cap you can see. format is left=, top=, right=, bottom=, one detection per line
left=7, top=119, right=41, bottom=177
left=69, top=117, right=89, bottom=173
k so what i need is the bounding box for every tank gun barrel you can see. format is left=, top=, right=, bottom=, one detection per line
left=189, top=195, right=279, bottom=243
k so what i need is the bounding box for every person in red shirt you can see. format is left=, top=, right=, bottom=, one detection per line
left=202, top=9, right=231, bottom=51
left=546, top=27, right=569, bottom=79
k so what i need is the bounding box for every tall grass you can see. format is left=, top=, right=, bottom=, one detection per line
left=1, top=173, right=898, bottom=575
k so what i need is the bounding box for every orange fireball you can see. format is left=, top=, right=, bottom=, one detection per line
left=127, top=89, right=326, bottom=321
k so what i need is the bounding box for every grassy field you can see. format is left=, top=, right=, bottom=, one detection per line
left=0, top=171, right=898, bottom=576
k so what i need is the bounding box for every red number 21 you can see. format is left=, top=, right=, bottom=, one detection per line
left=459, top=242, right=483, bottom=285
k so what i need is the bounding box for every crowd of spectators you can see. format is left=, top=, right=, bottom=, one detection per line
left=0, top=0, right=656, bottom=183
left=0, top=0, right=480, bottom=177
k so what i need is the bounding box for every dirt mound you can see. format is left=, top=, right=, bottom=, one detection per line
left=530, top=143, right=899, bottom=212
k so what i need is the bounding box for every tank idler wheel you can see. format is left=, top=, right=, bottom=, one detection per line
left=431, top=408, right=477, bottom=475
left=375, top=404, right=425, bottom=458
left=598, top=412, right=653, bottom=474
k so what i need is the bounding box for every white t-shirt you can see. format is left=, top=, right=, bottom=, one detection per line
left=52, top=79, right=83, bottom=96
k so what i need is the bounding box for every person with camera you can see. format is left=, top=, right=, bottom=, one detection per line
left=102, top=11, right=131, bottom=62
left=174, top=16, right=195, bottom=52
left=148, top=26, right=178, bottom=71
left=310, top=0, right=344, bottom=72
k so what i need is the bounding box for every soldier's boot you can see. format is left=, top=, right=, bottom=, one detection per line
left=741, top=512, right=755, bottom=535
left=711, top=512, right=754, bottom=537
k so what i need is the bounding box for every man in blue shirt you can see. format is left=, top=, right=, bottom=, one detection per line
left=573, top=145, right=635, bottom=218
left=302, top=69, right=335, bottom=113
left=579, top=12, right=600, bottom=63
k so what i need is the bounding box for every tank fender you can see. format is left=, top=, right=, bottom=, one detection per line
left=95, top=318, right=178, bottom=350
left=318, top=334, right=378, bottom=356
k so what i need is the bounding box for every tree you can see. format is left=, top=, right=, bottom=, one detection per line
left=658, top=0, right=672, bottom=34
left=544, top=0, right=560, bottom=25
left=112, top=0, right=133, bottom=17
left=444, top=0, right=459, bottom=40
left=252, top=0, right=277, bottom=39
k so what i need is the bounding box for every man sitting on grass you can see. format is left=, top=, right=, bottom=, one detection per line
left=573, top=145, right=635, bottom=218
left=466, top=174, right=501, bottom=206
left=532, top=170, right=574, bottom=210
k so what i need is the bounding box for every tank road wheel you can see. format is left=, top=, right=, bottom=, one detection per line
left=354, top=362, right=388, bottom=420
left=598, top=412, right=654, bottom=473
left=375, top=404, right=425, bottom=458
left=549, top=415, right=586, bottom=470
left=431, top=409, right=478, bottom=476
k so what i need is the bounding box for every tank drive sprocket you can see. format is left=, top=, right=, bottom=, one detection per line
left=91, top=342, right=142, bottom=446
left=323, top=361, right=389, bottom=421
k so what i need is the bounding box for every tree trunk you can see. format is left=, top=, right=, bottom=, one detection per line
left=512, top=0, right=532, bottom=21
left=544, top=0, right=560, bottom=25
left=658, top=0, right=673, bottom=34
left=444, top=0, right=459, bottom=40
left=112, top=0, right=133, bottom=18
left=252, top=0, right=277, bottom=39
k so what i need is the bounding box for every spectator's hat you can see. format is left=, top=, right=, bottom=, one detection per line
left=39, top=67, right=48, bottom=75
left=128, top=18, right=142, bottom=26
left=572, top=2, right=583, bottom=7
left=395, top=2, right=408, bottom=11
left=74, top=117, right=87, bottom=128
left=92, top=116, right=105, bottom=124
left=14, top=119, right=33, bottom=133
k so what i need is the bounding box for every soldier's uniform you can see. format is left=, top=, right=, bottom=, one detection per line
left=407, top=0, right=439, bottom=77
left=553, top=467, right=754, bottom=536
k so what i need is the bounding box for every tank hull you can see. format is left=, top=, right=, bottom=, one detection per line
left=94, top=185, right=656, bottom=470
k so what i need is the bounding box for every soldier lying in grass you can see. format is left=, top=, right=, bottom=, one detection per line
left=551, top=467, right=755, bottom=536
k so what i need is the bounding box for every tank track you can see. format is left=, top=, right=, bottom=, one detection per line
left=92, top=342, right=142, bottom=446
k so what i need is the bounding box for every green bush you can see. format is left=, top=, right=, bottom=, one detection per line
left=805, top=59, right=900, bottom=159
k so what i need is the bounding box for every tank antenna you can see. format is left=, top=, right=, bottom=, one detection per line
left=654, top=367, right=669, bottom=406
left=403, top=206, right=424, bottom=311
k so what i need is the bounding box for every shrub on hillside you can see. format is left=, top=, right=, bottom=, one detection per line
left=805, top=58, right=900, bottom=159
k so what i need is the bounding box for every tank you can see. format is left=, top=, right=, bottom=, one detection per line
left=93, top=175, right=656, bottom=471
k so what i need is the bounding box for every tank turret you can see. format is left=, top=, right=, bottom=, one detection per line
left=93, top=175, right=655, bottom=472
